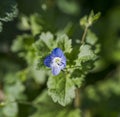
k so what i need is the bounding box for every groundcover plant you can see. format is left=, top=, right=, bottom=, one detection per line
left=0, top=0, right=120, bottom=117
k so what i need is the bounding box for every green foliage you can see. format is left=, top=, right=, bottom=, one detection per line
left=47, top=74, right=76, bottom=106
left=3, top=102, right=18, bottom=117
left=1, top=0, right=120, bottom=117
left=82, top=67, right=120, bottom=116
left=0, top=0, right=18, bottom=32
left=101, top=7, right=120, bottom=63
left=10, top=11, right=100, bottom=108
left=0, top=73, right=25, bottom=117
left=57, top=34, right=72, bottom=53
left=0, top=22, right=2, bottom=32
left=80, top=11, right=101, bottom=28
left=57, top=0, right=80, bottom=15
left=31, top=91, right=81, bottom=117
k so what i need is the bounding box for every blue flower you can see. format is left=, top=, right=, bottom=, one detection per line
left=44, top=48, right=66, bottom=75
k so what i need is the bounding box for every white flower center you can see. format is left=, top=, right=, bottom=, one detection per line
left=53, top=57, right=62, bottom=65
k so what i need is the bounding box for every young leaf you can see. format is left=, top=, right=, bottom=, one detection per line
left=88, top=11, right=101, bottom=26
left=57, top=34, right=72, bottom=53
left=80, top=11, right=101, bottom=27
left=80, top=16, right=88, bottom=27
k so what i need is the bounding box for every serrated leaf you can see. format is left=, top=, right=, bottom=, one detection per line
left=0, top=0, right=18, bottom=22
left=34, top=32, right=56, bottom=69
left=75, top=43, right=98, bottom=73
left=39, top=32, right=56, bottom=50
left=78, top=44, right=96, bottom=61
left=57, top=34, right=72, bottom=53
left=47, top=74, right=76, bottom=106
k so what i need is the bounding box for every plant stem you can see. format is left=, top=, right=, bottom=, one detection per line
left=81, top=26, right=89, bottom=44
left=74, top=88, right=81, bottom=108
left=0, top=100, right=45, bottom=107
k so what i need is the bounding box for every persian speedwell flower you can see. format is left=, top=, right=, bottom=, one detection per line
left=44, top=48, right=66, bottom=75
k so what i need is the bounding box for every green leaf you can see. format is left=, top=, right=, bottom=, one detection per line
left=31, top=91, right=81, bottom=117
left=83, top=70, right=120, bottom=113
left=34, top=32, right=56, bottom=69
left=57, top=34, right=72, bottom=53
left=80, top=11, right=101, bottom=27
left=72, top=77, right=84, bottom=88
left=30, top=14, right=43, bottom=35
left=0, top=0, right=18, bottom=32
left=3, top=102, right=18, bottom=117
left=0, top=21, right=2, bottom=32
left=57, top=0, right=80, bottom=15
left=47, top=74, right=76, bottom=106
left=64, top=109, right=81, bottom=117
left=31, top=68, right=47, bottom=84
left=31, top=91, right=62, bottom=117
left=0, top=0, right=18, bottom=22
left=75, top=43, right=98, bottom=74
left=80, top=16, right=88, bottom=27
left=11, top=34, right=34, bottom=52
left=39, top=32, right=56, bottom=50
left=88, top=11, right=101, bottom=26
left=86, top=30, right=98, bottom=45
left=18, top=15, right=30, bottom=30
left=57, top=109, right=81, bottom=117
left=4, top=73, right=25, bottom=104
left=77, top=44, right=96, bottom=62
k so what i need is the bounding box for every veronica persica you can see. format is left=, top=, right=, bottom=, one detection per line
left=44, top=48, right=66, bottom=75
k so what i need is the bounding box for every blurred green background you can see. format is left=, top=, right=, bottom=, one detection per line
left=0, top=0, right=120, bottom=117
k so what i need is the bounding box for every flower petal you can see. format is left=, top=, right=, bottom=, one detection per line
left=44, top=55, right=52, bottom=67
left=61, top=55, right=66, bottom=65
left=59, top=62, right=66, bottom=70
left=51, top=64, right=61, bottom=75
left=51, top=48, right=64, bottom=57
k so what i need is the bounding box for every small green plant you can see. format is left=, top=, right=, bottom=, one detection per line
left=1, top=0, right=120, bottom=117
left=3, top=11, right=100, bottom=117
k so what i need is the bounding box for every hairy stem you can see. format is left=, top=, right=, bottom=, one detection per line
left=81, top=26, right=89, bottom=44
